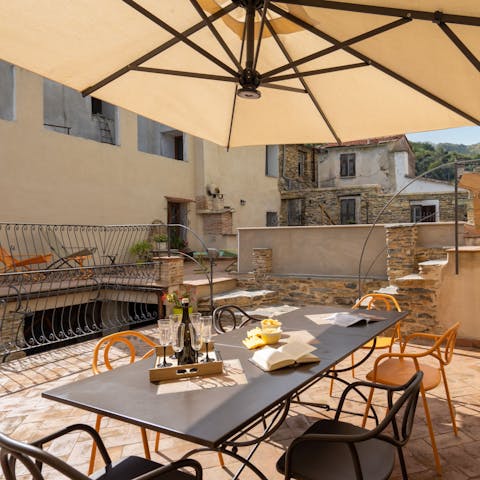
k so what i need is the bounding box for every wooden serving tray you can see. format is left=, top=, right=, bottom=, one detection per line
left=149, top=346, right=223, bottom=382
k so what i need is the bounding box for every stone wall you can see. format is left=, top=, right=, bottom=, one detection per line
left=280, top=145, right=317, bottom=191
left=240, top=223, right=476, bottom=338
left=280, top=186, right=468, bottom=226
left=157, top=255, right=184, bottom=286
left=202, top=211, right=233, bottom=235
left=385, top=224, right=418, bottom=281
left=238, top=273, right=387, bottom=308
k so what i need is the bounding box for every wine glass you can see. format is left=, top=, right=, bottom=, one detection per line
left=171, top=323, right=185, bottom=360
left=157, top=319, right=172, bottom=367
left=190, top=313, right=201, bottom=325
left=200, top=316, right=213, bottom=362
left=168, top=314, right=182, bottom=359
left=189, top=323, right=203, bottom=362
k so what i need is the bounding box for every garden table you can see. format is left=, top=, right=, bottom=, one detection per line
left=43, top=305, right=407, bottom=479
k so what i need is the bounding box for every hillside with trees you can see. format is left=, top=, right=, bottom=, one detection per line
left=410, top=141, right=480, bottom=182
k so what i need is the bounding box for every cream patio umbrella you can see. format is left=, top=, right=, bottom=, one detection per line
left=0, top=0, right=478, bottom=147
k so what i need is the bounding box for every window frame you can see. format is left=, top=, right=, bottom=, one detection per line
left=339, top=196, right=358, bottom=224
left=298, top=150, right=307, bottom=177
left=340, top=153, right=356, bottom=178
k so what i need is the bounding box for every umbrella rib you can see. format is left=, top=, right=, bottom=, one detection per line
left=122, top=0, right=237, bottom=77
left=189, top=0, right=242, bottom=70
left=82, top=3, right=236, bottom=97
left=275, top=1, right=480, bottom=27
left=253, top=0, right=271, bottom=71
left=270, top=4, right=480, bottom=126
left=263, top=62, right=367, bottom=83
left=262, top=17, right=410, bottom=79
left=265, top=18, right=342, bottom=144
left=437, top=21, right=480, bottom=72
left=262, top=84, right=307, bottom=93
left=133, top=67, right=238, bottom=83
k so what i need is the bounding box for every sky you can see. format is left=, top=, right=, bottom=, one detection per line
left=406, top=126, right=480, bottom=145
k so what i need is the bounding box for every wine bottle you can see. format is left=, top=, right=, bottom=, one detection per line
left=177, top=298, right=197, bottom=365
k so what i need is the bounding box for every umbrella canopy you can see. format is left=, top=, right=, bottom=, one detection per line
left=0, top=0, right=479, bottom=147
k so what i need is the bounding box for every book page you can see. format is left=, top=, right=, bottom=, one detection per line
left=251, top=346, right=295, bottom=371
left=278, top=341, right=316, bottom=361
left=307, top=312, right=367, bottom=327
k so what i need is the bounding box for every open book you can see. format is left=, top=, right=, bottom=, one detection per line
left=250, top=341, right=320, bottom=372
left=307, top=312, right=383, bottom=327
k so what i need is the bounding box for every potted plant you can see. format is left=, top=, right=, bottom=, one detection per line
left=129, top=240, right=153, bottom=263
left=152, top=234, right=168, bottom=250
left=163, top=290, right=193, bottom=315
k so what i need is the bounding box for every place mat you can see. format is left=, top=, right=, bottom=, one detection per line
left=156, top=359, right=247, bottom=395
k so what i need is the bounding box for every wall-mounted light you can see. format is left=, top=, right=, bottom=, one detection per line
left=240, top=199, right=246, bottom=206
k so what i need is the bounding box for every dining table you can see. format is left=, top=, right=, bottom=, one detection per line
left=42, top=305, right=407, bottom=479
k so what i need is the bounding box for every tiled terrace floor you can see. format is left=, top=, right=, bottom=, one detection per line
left=1, top=320, right=479, bottom=479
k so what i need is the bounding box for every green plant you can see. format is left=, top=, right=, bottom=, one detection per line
left=129, top=240, right=153, bottom=262
left=152, top=234, right=168, bottom=243
left=170, top=234, right=187, bottom=250
left=162, top=290, right=190, bottom=308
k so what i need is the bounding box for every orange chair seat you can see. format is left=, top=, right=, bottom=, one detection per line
left=366, top=358, right=441, bottom=391
left=362, top=336, right=393, bottom=349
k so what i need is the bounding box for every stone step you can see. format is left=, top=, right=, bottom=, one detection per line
left=418, top=259, right=447, bottom=279
left=184, top=277, right=238, bottom=300
left=197, top=288, right=278, bottom=311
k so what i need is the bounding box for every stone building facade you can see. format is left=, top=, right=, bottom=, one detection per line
left=279, top=136, right=468, bottom=226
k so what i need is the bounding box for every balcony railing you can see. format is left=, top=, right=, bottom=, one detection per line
left=0, top=223, right=201, bottom=362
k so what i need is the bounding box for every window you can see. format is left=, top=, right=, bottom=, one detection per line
left=265, top=145, right=279, bottom=177
left=287, top=199, right=303, bottom=226
left=411, top=203, right=437, bottom=223
left=298, top=150, right=306, bottom=176
left=311, top=149, right=317, bottom=183
left=43, top=79, right=117, bottom=144
left=340, top=197, right=357, bottom=224
left=137, top=116, right=186, bottom=160
left=266, top=211, right=278, bottom=227
left=174, top=134, right=184, bottom=160
left=91, top=97, right=103, bottom=115
left=340, top=153, right=356, bottom=177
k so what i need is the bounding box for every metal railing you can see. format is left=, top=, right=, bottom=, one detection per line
left=0, top=223, right=212, bottom=362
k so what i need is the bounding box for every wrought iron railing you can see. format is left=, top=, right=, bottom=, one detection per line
left=0, top=222, right=210, bottom=362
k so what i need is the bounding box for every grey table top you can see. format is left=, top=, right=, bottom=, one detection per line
left=42, top=305, right=406, bottom=448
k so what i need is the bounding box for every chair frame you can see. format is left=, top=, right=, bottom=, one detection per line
left=89, top=330, right=157, bottom=474
left=212, top=304, right=262, bottom=334
left=364, top=322, right=460, bottom=475
left=90, top=330, right=224, bottom=472
left=0, top=246, right=52, bottom=273
left=330, top=293, right=402, bottom=395
left=40, top=229, right=96, bottom=269
left=0, top=423, right=203, bottom=480
left=281, top=372, right=423, bottom=480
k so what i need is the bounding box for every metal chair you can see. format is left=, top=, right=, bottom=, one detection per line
left=0, top=423, right=203, bottom=480
left=277, top=371, right=423, bottom=480
left=89, top=330, right=157, bottom=474
left=0, top=246, right=52, bottom=273
left=329, top=293, right=402, bottom=395
left=41, top=229, right=96, bottom=269
left=90, top=330, right=224, bottom=472
left=212, top=304, right=262, bottom=334
left=364, top=322, right=460, bottom=475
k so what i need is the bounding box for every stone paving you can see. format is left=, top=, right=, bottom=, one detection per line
left=1, top=321, right=479, bottom=479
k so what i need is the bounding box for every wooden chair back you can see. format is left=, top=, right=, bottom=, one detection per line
left=353, top=293, right=402, bottom=312
left=92, top=330, right=156, bottom=374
